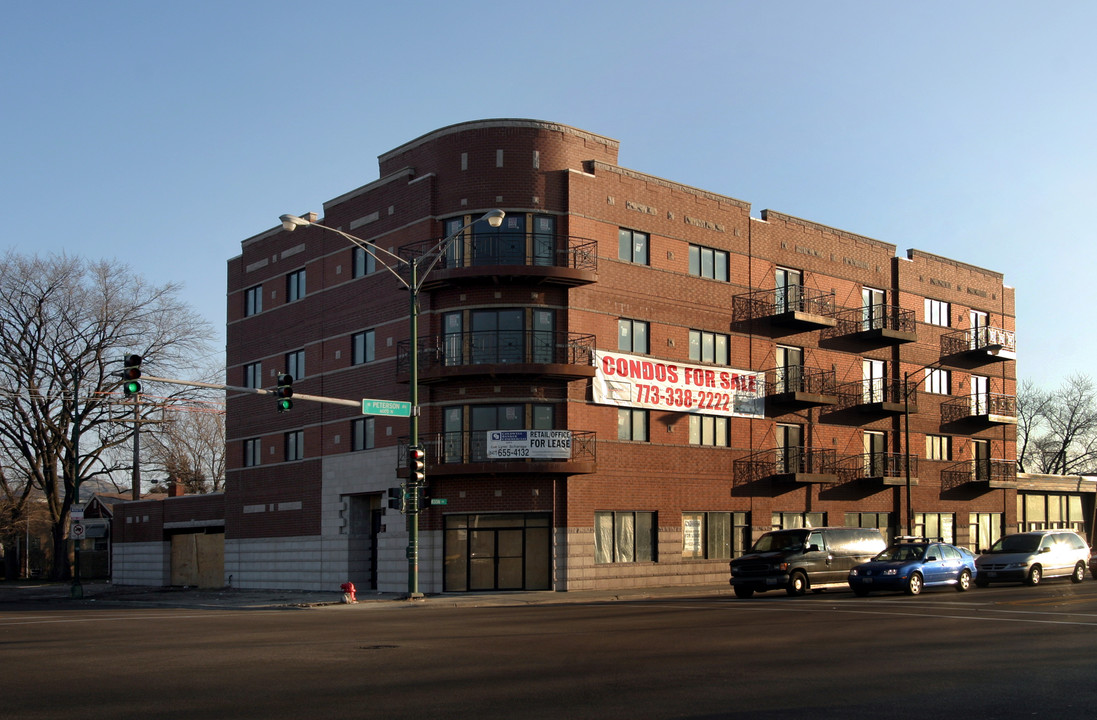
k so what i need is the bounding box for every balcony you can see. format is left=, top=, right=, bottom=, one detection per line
left=940, top=326, right=1017, bottom=361
left=941, top=459, right=1018, bottom=490
left=765, top=366, right=838, bottom=410
left=828, top=305, right=917, bottom=344
left=398, top=429, right=597, bottom=477
left=733, top=447, right=838, bottom=486
left=832, top=452, right=915, bottom=486
left=400, top=233, right=598, bottom=289
left=940, top=394, right=1017, bottom=425
left=732, top=286, right=836, bottom=331
left=397, top=331, right=596, bottom=383
left=837, top=379, right=912, bottom=414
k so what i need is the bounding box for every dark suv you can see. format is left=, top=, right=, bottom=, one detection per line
left=729, top=527, right=886, bottom=598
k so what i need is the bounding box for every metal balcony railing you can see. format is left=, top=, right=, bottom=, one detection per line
left=832, top=452, right=912, bottom=483
left=398, top=429, right=597, bottom=468
left=399, top=233, right=598, bottom=274
left=733, top=447, right=836, bottom=485
left=941, top=459, right=1017, bottom=489
left=397, top=331, right=595, bottom=375
left=732, top=286, right=835, bottom=323
left=940, top=326, right=1017, bottom=358
left=837, top=378, right=914, bottom=410
left=765, top=365, right=837, bottom=398
left=830, top=304, right=916, bottom=338
left=940, top=393, right=1017, bottom=423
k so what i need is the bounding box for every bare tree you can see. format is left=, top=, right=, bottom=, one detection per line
left=1017, top=375, right=1097, bottom=475
left=143, top=395, right=226, bottom=493
left=0, top=252, right=214, bottom=580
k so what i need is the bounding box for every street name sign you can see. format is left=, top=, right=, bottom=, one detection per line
left=361, top=399, right=413, bottom=417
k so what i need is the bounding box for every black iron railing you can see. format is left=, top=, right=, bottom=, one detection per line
left=399, top=233, right=598, bottom=274
left=832, top=452, right=911, bottom=483
left=941, top=326, right=1017, bottom=357
left=765, top=365, right=837, bottom=397
left=732, top=286, right=835, bottom=322
left=831, top=304, right=916, bottom=337
left=733, top=447, right=836, bottom=485
left=399, top=429, right=597, bottom=467
left=837, top=379, right=914, bottom=410
left=941, top=459, right=1017, bottom=489
left=940, top=393, right=1017, bottom=423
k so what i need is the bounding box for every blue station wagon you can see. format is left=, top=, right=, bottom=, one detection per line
left=848, top=541, right=977, bottom=596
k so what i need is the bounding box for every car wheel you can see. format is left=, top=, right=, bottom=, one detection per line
left=975, top=576, right=990, bottom=588
left=734, top=586, right=755, bottom=599
left=1025, top=565, right=1042, bottom=586
left=852, top=586, right=870, bottom=597
left=956, top=569, right=972, bottom=592
left=786, top=571, right=808, bottom=596
left=905, top=572, right=923, bottom=596
left=1071, top=562, right=1086, bottom=584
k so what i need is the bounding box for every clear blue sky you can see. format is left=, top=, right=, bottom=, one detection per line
left=3, top=1, right=1094, bottom=387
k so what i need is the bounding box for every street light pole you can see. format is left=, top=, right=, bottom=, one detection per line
left=280, top=209, right=505, bottom=598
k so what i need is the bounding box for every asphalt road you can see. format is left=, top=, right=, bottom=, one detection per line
left=3, top=581, right=1097, bottom=719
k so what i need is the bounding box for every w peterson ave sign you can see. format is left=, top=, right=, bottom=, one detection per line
left=592, top=351, right=765, bottom=419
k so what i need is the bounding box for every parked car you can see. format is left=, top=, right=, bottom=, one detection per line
left=974, top=530, right=1090, bottom=587
left=848, top=540, right=976, bottom=596
left=729, top=527, right=886, bottom=598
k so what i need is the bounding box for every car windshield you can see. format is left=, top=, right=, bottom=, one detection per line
left=988, top=535, right=1041, bottom=553
left=874, top=545, right=925, bottom=562
left=751, top=532, right=806, bottom=553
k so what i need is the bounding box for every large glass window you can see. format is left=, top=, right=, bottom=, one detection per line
left=243, top=439, right=261, bottom=467
left=924, top=368, right=950, bottom=395
left=352, top=246, right=376, bottom=278
left=618, top=228, right=649, bottom=265
left=682, top=511, right=748, bottom=559
left=845, top=512, right=891, bottom=538
left=285, top=349, right=305, bottom=381
left=352, top=417, right=374, bottom=451
left=688, top=245, right=728, bottom=281
left=775, top=267, right=803, bottom=313
left=926, top=435, right=951, bottom=461
left=969, top=512, right=1003, bottom=552
left=862, top=287, right=885, bottom=331
left=595, top=511, right=655, bottom=563
left=285, top=430, right=304, bottom=461
left=244, top=362, right=262, bottom=389
left=1018, top=494, right=1086, bottom=532
left=914, top=513, right=954, bottom=543
left=772, top=512, right=825, bottom=530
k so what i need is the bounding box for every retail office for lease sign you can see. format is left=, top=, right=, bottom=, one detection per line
left=592, top=351, right=766, bottom=418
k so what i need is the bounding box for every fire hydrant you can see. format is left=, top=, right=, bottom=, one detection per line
left=340, top=582, right=357, bottom=604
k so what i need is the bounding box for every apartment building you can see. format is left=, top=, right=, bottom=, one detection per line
left=208, top=119, right=1019, bottom=593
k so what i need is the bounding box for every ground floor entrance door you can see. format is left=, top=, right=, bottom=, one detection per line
left=444, top=513, right=551, bottom=591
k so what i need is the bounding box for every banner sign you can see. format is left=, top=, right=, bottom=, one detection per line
left=593, top=351, right=765, bottom=418
left=486, top=430, right=572, bottom=459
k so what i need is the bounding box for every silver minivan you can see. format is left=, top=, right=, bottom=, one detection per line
left=974, top=530, right=1090, bottom=586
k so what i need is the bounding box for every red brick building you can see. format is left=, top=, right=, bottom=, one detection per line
left=185, top=119, right=1021, bottom=592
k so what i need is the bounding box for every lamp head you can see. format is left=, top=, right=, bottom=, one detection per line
left=280, top=214, right=311, bottom=232
left=484, top=209, right=505, bottom=228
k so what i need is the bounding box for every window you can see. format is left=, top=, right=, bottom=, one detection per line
left=970, top=512, right=1003, bottom=552
left=285, top=349, right=305, bottom=381
left=618, top=228, right=649, bottom=265
left=862, top=287, right=885, bottom=331
left=863, top=358, right=885, bottom=403
left=926, top=435, right=951, bottom=461
left=618, top=319, right=649, bottom=354
left=245, top=285, right=263, bottom=316
left=352, top=417, right=374, bottom=451
left=924, top=368, right=949, bottom=395
left=845, top=512, right=891, bottom=538
left=776, top=346, right=803, bottom=394
left=689, top=330, right=729, bottom=365
left=352, top=246, right=376, bottom=278
left=775, top=267, right=803, bottom=313
left=772, top=512, right=825, bottom=530
left=1019, top=494, right=1086, bottom=533
left=682, top=511, right=748, bottom=559
left=863, top=431, right=887, bottom=476
left=776, top=424, right=803, bottom=474
left=925, top=298, right=950, bottom=327
left=914, top=513, right=954, bottom=543
left=467, top=403, right=554, bottom=461
left=244, top=362, right=262, bottom=389
left=287, top=268, right=306, bottom=302
left=243, top=439, right=261, bottom=467
left=595, top=511, right=655, bottom=563
left=352, top=330, right=375, bottom=365
left=285, top=430, right=304, bottom=461
left=618, top=408, right=648, bottom=442
left=688, top=245, right=728, bottom=281
left=689, top=414, right=729, bottom=447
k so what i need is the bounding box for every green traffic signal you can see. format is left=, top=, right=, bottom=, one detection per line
left=277, top=397, right=293, bottom=412
left=123, top=380, right=142, bottom=397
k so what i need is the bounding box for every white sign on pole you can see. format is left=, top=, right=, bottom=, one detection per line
left=71, top=522, right=86, bottom=540
left=486, top=430, right=572, bottom=459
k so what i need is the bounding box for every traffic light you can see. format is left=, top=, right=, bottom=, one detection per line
left=408, top=446, right=426, bottom=485
left=275, top=373, right=294, bottom=412
left=122, top=354, right=142, bottom=397
left=387, top=486, right=404, bottom=512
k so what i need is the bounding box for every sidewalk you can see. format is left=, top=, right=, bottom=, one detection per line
left=0, top=580, right=734, bottom=610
